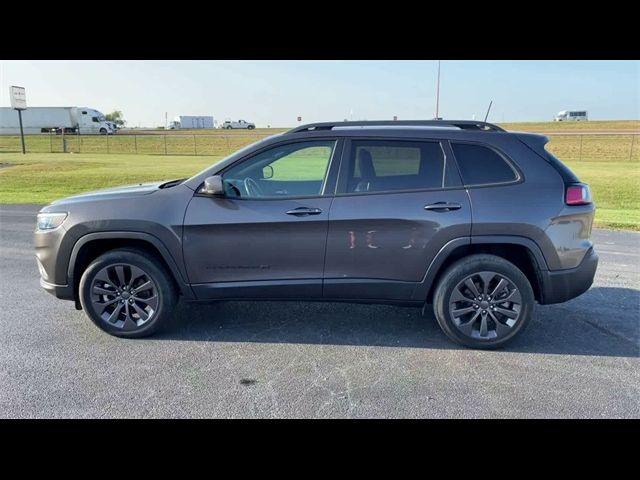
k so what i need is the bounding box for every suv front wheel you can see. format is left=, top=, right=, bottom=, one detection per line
left=432, top=254, right=534, bottom=349
left=79, top=248, right=177, bottom=338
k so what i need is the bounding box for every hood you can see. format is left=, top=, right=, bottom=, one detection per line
left=46, top=181, right=165, bottom=207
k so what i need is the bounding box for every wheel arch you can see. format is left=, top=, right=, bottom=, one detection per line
left=69, top=232, right=195, bottom=302
left=414, top=236, right=549, bottom=303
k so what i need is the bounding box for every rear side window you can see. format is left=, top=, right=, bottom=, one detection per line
left=451, top=143, right=518, bottom=186
left=343, top=140, right=460, bottom=194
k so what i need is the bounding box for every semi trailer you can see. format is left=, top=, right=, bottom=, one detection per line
left=0, top=107, right=114, bottom=135
left=167, top=116, right=215, bottom=129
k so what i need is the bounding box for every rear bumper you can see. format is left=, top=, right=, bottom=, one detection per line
left=539, top=247, right=598, bottom=304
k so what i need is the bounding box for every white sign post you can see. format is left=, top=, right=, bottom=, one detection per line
left=10, top=86, right=27, bottom=154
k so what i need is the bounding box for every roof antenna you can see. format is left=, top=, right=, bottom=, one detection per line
left=435, top=60, right=441, bottom=120
left=484, top=100, right=493, bottom=122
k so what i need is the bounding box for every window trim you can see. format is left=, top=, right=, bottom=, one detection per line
left=447, top=139, right=524, bottom=189
left=334, top=137, right=463, bottom=197
left=195, top=138, right=343, bottom=201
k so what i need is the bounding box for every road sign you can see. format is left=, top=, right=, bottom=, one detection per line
left=10, top=86, right=27, bottom=110
left=297, top=116, right=302, bottom=122
left=393, top=116, right=398, bottom=121
left=9, top=86, right=27, bottom=154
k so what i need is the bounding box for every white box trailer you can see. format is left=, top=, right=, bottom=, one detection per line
left=168, top=116, right=214, bottom=129
left=0, top=107, right=114, bottom=135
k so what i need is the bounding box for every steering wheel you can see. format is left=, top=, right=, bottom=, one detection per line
left=243, top=177, right=264, bottom=197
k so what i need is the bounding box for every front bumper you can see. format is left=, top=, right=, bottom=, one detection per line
left=539, top=247, right=598, bottom=304
left=40, top=277, right=74, bottom=301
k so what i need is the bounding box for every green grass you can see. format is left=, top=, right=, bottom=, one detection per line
left=0, top=153, right=221, bottom=204
left=498, top=120, right=640, bottom=132
left=0, top=152, right=638, bottom=231
left=566, top=160, right=640, bottom=231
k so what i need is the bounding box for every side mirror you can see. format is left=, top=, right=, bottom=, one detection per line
left=201, top=175, right=224, bottom=196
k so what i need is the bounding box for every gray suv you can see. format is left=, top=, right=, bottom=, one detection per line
left=35, top=120, right=598, bottom=348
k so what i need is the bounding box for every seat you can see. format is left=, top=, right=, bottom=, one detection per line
left=354, top=149, right=376, bottom=192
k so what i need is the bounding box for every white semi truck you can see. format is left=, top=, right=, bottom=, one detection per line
left=167, top=116, right=215, bottom=129
left=0, top=107, right=114, bottom=135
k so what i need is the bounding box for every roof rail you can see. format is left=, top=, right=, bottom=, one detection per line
left=288, top=119, right=506, bottom=133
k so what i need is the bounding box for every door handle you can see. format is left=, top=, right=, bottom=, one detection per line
left=286, top=207, right=323, bottom=216
left=424, top=202, right=462, bottom=212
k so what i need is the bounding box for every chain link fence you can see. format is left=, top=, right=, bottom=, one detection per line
left=0, top=132, right=638, bottom=162
left=0, top=133, right=273, bottom=157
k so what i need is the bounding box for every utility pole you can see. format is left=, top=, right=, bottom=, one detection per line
left=165, top=112, right=168, bottom=129
left=435, top=60, right=441, bottom=120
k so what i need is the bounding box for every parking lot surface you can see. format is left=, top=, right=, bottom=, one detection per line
left=1, top=204, right=638, bottom=418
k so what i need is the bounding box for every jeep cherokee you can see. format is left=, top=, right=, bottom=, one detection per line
left=35, top=120, right=598, bottom=348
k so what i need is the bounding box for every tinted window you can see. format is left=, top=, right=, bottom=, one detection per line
left=344, top=140, right=458, bottom=194
left=451, top=143, right=517, bottom=186
left=223, top=140, right=335, bottom=199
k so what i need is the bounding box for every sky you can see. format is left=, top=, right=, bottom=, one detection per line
left=1, top=60, right=638, bottom=127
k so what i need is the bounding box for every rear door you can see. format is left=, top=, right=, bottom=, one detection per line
left=323, top=138, right=471, bottom=300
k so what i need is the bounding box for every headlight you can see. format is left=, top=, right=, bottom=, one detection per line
left=36, top=212, right=68, bottom=231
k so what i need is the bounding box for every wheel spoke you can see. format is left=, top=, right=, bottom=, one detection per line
left=132, top=302, right=149, bottom=321
left=128, top=266, right=146, bottom=288
left=123, top=307, right=138, bottom=331
left=494, top=306, right=518, bottom=319
left=489, top=311, right=511, bottom=335
left=495, top=289, right=522, bottom=305
left=93, top=270, right=112, bottom=286
left=114, top=265, right=127, bottom=287
left=99, top=297, right=121, bottom=309
left=478, top=272, right=495, bottom=295
left=452, top=306, right=476, bottom=317
left=133, top=280, right=153, bottom=293
left=457, top=311, right=480, bottom=335
left=107, top=303, right=123, bottom=323
left=464, top=278, right=481, bottom=298
left=479, top=315, right=488, bottom=337
left=135, top=294, right=158, bottom=310
left=490, top=278, right=508, bottom=299
left=451, top=287, right=473, bottom=303
left=93, top=285, right=117, bottom=296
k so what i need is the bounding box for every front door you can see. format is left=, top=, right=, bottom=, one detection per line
left=183, top=139, right=341, bottom=299
left=323, top=138, right=471, bottom=300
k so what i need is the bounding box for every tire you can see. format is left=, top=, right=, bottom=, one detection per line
left=247, top=125, right=255, bottom=130
left=432, top=254, right=534, bottom=349
left=79, top=248, right=178, bottom=338
left=226, top=125, right=232, bottom=129
left=99, top=128, right=107, bottom=135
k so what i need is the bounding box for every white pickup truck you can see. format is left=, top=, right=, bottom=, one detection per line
left=221, top=119, right=255, bottom=130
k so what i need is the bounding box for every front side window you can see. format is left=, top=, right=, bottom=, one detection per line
left=341, top=139, right=458, bottom=194
left=451, top=142, right=518, bottom=186
left=223, top=140, right=336, bottom=199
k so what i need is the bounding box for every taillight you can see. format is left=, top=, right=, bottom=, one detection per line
left=566, top=184, right=592, bottom=205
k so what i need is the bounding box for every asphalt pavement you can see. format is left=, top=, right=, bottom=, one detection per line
left=1, top=204, right=638, bottom=418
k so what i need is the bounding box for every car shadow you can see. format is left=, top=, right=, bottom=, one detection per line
left=156, top=287, right=640, bottom=358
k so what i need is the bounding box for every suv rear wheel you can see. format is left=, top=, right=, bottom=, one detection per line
left=79, top=248, right=177, bottom=338
left=432, top=254, right=534, bottom=349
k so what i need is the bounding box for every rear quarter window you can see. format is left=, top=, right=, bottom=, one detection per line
left=451, top=143, right=518, bottom=186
